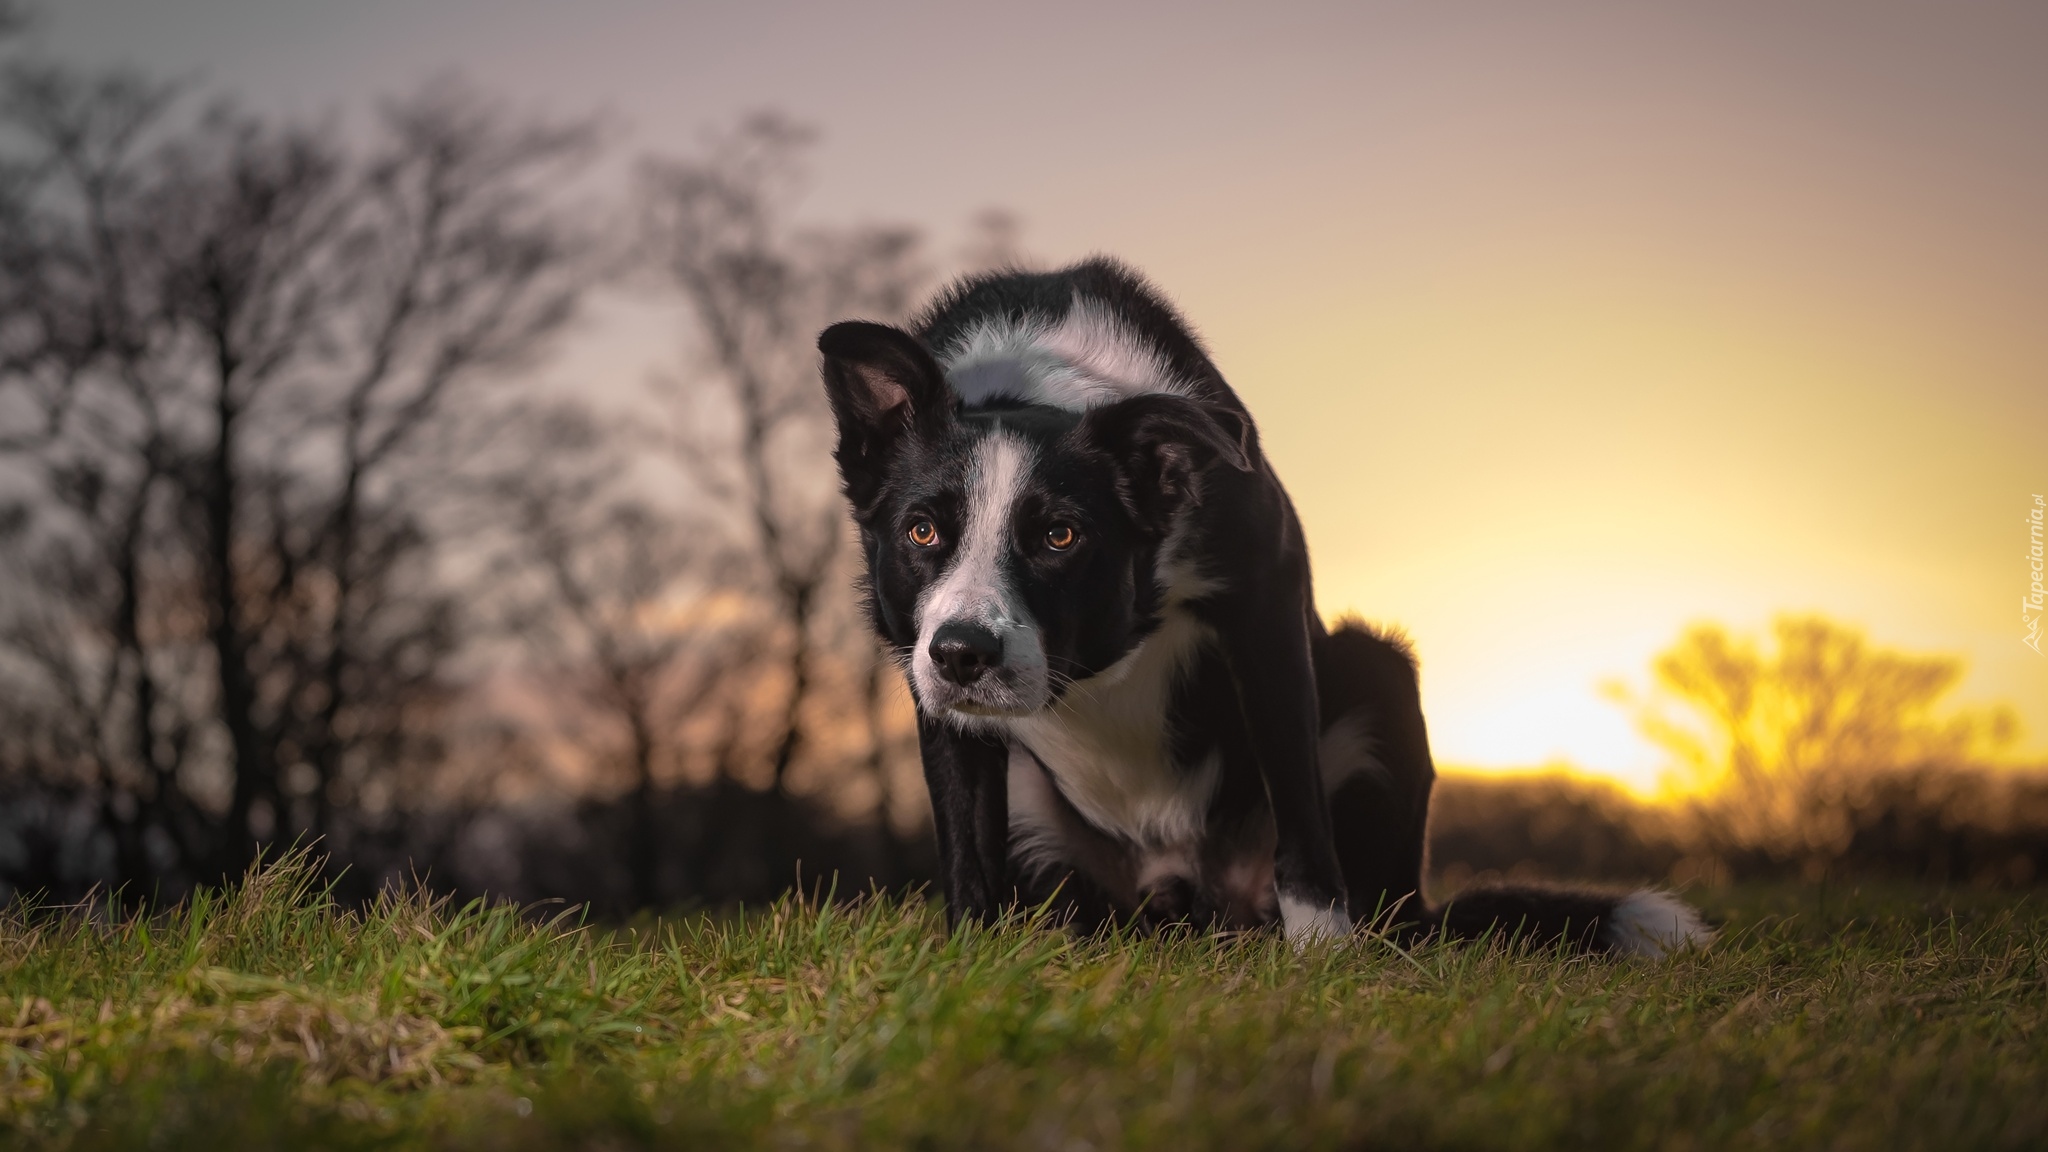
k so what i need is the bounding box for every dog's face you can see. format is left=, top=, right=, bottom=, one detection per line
left=819, top=321, right=1246, bottom=725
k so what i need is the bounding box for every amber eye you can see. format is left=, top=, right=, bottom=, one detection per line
left=1045, top=525, right=1077, bottom=551
left=907, top=519, right=940, bottom=548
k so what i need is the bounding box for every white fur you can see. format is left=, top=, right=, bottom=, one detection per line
left=1217, top=856, right=1278, bottom=920
left=1134, top=843, right=1200, bottom=893
left=940, top=293, right=1198, bottom=413
left=1007, top=743, right=1212, bottom=904
left=911, top=432, right=1048, bottom=719
left=1602, top=890, right=1715, bottom=957
left=1039, top=299, right=1199, bottom=401
left=1005, top=743, right=1075, bottom=881
left=1278, top=892, right=1354, bottom=947
left=1318, top=712, right=1385, bottom=792
left=1153, top=510, right=1223, bottom=607
left=1004, top=609, right=1219, bottom=848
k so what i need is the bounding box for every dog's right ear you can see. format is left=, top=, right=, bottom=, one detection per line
left=818, top=321, right=952, bottom=508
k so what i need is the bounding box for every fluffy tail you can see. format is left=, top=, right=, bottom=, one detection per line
left=1421, top=884, right=1714, bottom=957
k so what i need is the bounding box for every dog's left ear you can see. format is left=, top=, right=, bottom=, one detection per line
left=1078, top=394, right=1254, bottom=531
left=818, top=321, right=953, bottom=509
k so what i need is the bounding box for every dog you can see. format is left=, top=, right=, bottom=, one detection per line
left=818, top=258, right=1709, bottom=955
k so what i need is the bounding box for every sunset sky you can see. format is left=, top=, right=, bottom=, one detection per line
left=42, top=1, right=2047, bottom=791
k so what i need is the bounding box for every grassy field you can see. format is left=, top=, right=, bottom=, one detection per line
left=3, top=857, right=2045, bottom=1151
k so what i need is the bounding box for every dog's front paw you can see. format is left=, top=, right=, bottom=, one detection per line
left=1277, top=892, right=1353, bottom=948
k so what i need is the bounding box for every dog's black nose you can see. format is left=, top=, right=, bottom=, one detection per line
left=930, top=622, right=1004, bottom=685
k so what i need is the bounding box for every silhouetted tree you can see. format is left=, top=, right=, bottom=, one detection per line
left=483, top=402, right=764, bottom=909
left=0, top=60, right=594, bottom=895
left=1609, top=614, right=2021, bottom=870
left=637, top=114, right=928, bottom=803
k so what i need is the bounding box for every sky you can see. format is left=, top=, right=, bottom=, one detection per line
left=35, top=1, right=2048, bottom=791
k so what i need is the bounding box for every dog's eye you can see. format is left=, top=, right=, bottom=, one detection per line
left=907, top=519, right=940, bottom=548
left=1045, top=525, right=1077, bottom=551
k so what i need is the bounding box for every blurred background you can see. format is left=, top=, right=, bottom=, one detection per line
left=1, top=1, right=2042, bottom=910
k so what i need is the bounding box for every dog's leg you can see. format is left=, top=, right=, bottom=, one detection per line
left=917, top=717, right=1012, bottom=928
left=1217, top=571, right=1352, bottom=945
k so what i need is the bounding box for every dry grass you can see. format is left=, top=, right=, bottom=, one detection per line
left=3, top=854, right=2045, bottom=1150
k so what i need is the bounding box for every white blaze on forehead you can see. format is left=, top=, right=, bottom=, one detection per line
left=917, top=430, right=1031, bottom=637
left=910, top=430, right=1049, bottom=717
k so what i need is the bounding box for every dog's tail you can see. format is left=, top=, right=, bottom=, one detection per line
left=1412, top=884, right=1714, bottom=957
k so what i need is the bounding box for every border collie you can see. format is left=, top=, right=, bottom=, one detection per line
left=818, top=258, right=1709, bottom=956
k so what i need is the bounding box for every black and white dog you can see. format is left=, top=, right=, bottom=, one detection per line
left=819, top=258, right=1708, bottom=955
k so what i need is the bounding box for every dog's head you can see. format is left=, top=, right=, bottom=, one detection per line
left=818, top=320, right=1248, bottom=725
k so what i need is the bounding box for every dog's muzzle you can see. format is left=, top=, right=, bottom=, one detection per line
left=912, top=613, right=1049, bottom=721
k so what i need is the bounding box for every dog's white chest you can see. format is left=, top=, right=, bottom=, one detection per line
left=1005, top=610, right=1217, bottom=847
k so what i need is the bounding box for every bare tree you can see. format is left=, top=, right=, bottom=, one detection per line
left=482, top=402, right=757, bottom=909
left=0, top=60, right=594, bottom=893
left=1608, top=614, right=2020, bottom=867
left=637, top=114, right=927, bottom=802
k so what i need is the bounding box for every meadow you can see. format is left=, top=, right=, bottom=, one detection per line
left=2, top=855, right=2044, bottom=1151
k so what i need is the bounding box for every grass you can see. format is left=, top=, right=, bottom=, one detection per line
left=2, top=856, right=2045, bottom=1150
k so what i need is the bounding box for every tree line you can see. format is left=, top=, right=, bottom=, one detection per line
left=0, top=33, right=1020, bottom=907
left=1437, top=615, right=2041, bottom=891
